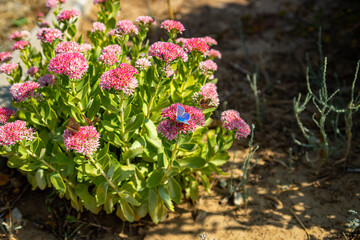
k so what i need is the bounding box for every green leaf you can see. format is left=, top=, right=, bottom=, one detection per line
left=146, top=169, right=165, bottom=188
left=87, top=95, right=101, bottom=119
left=20, top=161, right=42, bottom=172
left=148, top=188, right=167, bottom=224
left=144, top=118, right=158, bottom=138
left=210, top=153, right=230, bottom=166
left=125, top=113, right=145, bottom=132
left=178, top=157, right=206, bottom=169
left=119, top=198, right=134, bottom=222
left=106, top=17, right=117, bottom=29
left=159, top=185, right=174, bottom=211
left=68, top=24, right=77, bottom=38
left=95, top=182, right=108, bottom=206
left=76, top=184, right=101, bottom=214
left=36, top=168, right=47, bottom=190
left=189, top=177, right=199, bottom=202
left=50, top=172, right=66, bottom=194
left=168, top=177, right=181, bottom=204
left=122, top=146, right=143, bottom=161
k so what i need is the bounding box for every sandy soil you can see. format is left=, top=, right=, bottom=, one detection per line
left=1, top=0, right=360, bottom=239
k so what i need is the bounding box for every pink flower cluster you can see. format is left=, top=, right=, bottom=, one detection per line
left=183, top=38, right=210, bottom=55
left=202, top=36, right=218, bottom=46
left=221, top=110, right=250, bottom=139
left=46, top=0, right=66, bottom=8
left=93, top=0, right=107, bottom=4
left=37, top=28, right=63, bottom=44
left=12, top=41, right=30, bottom=50
left=48, top=52, right=88, bottom=79
left=208, top=49, right=222, bottom=59
left=157, top=103, right=205, bottom=140
left=0, top=52, right=12, bottom=63
left=98, top=44, right=122, bottom=66
left=0, top=107, right=16, bottom=124
left=160, top=20, right=185, bottom=34
left=9, top=31, right=30, bottom=41
left=199, top=60, right=218, bottom=75
left=57, top=9, right=80, bottom=22
left=36, top=12, right=50, bottom=27
left=136, top=16, right=156, bottom=27
left=91, top=22, right=106, bottom=32
left=148, top=41, right=188, bottom=62
left=63, top=126, right=100, bottom=156
left=38, top=74, right=57, bottom=87
left=192, top=83, right=219, bottom=108
left=0, top=120, right=35, bottom=146
left=0, top=63, right=19, bottom=75
left=135, top=57, right=151, bottom=70
left=10, top=81, right=40, bottom=102
left=27, top=66, right=39, bottom=77
left=99, top=63, right=139, bottom=95
left=55, top=41, right=79, bottom=54
left=79, top=43, right=92, bottom=53
left=116, top=20, right=139, bottom=35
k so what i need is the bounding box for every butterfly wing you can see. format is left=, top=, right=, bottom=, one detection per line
left=66, top=117, right=80, bottom=132
left=176, top=105, right=190, bottom=124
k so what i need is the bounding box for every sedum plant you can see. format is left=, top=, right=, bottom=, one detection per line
left=0, top=0, right=251, bottom=223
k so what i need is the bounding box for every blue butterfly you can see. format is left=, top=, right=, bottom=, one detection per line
left=176, top=105, right=190, bottom=124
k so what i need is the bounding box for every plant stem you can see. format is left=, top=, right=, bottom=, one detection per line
left=30, top=101, right=54, bottom=134
left=71, top=80, right=84, bottom=114
left=146, top=72, right=164, bottom=119
left=18, top=142, right=75, bottom=189
left=118, top=93, right=129, bottom=154
left=88, top=155, right=123, bottom=197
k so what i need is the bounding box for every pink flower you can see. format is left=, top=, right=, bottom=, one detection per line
left=0, top=63, right=19, bottom=75
left=57, top=9, right=80, bottom=22
left=162, top=64, right=175, bottom=78
left=98, top=44, right=122, bottom=66
left=176, top=37, right=187, bottom=46
left=40, top=21, right=51, bottom=28
left=78, top=43, right=92, bottom=53
left=48, top=52, right=88, bottom=79
left=157, top=103, right=205, bottom=140
left=199, top=60, right=217, bottom=75
left=116, top=20, right=139, bottom=35
left=10, top=81, right=40, bottom=102
left=55, top=41, right=80, bottom=54
left=91, top=22, right=106, bottom=32
left=98, top=52, right=119, bottom=66
left=183, top=38, right=209, bottom=55
left=148, top=41, right=188, bottom=62
left=0, top=121, right=35, bottom=146
left=0, top=107, right=16, bottom=124
left=135, top=57, right=151, bottom=70
left=63, top=126, right=100, bottom=156
left=160, top=20, right=185, bottom=34
left=221, top=110, right=250, bottom=139
left=136, top=16, right=156, bottom=27
left=27, top=66, right=39, bottom=77
left=9, top=31, right=30, bottom=41
left=93, top=0, right=107, bottom=4
left=201, top=36, right=217, bottom=46
left=12, top=41, right=30, bottom=50
left=208, top=49, right=222, bottom=59
left=38, top=74, right=56, bottom=87
left=103, top=44, right=122, bottom=55
left=107, top=29, right=117, bottom=36
left=0, top=52, right=12, bottom=63
left=99, top=63, right=139, bottom=95
left=46, top=0, right=66, bottom=8
left=192, top=83, right=219, bottom=108
left=37, top=28, right=63, bottom=44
